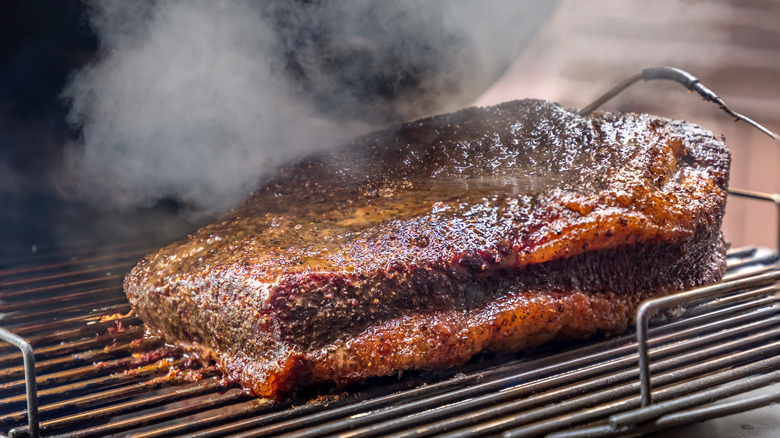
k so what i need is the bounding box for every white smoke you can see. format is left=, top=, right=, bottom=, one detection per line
left=60, top=0, right=554, bottom=215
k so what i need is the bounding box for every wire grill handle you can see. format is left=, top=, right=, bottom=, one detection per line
left=0, top=327, right=39, bottom=438
left=637, top=190, right=780, bottom=407
left=635, top=270, right=780, bottom=408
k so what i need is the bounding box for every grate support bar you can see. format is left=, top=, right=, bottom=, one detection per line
left=551, top=387, right=780, bottom=438
left=611, top=369, right=780, bottom=428
left=0, top=328, right=38, bottom=438
left=653, top=385, right=780, bottom=429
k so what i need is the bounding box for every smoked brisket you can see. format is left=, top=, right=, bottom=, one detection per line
left=124, top=99, right=730, bottom=398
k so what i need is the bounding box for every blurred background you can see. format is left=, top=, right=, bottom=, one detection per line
left=473, top=0, right=780, bottom=255
left=1, top=0, right=779, bottom=253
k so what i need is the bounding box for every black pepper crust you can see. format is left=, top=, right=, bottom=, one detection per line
left=124, top=99, right=730, bottom=398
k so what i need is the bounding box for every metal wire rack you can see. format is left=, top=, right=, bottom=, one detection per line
left=1, top=190, right=779, bottom=438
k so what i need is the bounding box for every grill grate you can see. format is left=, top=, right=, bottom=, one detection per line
left=1, top=191, right=779, bottom=438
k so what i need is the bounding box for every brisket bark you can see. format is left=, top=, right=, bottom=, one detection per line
left=124, top=99, right=730, bottom=398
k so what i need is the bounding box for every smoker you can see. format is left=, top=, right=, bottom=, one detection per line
left=2, top=66, right=780, bottom=437
left=3, top=1, right=780, bottom=437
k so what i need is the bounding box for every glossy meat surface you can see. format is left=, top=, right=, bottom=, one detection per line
left=124, top=99, right=730, bottom=397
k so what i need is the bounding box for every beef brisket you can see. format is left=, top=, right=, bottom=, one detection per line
left=124, top=99, right=730, bottom=398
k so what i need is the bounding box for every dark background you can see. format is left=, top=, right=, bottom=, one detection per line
left=1, top=1, right=99, bottom=256
left=1, top=1, right=197, bottom=257
left=1, top=1, right=94, bottom=190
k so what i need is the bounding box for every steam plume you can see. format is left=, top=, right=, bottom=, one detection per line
left=61, top=0, right=553, bottom=215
